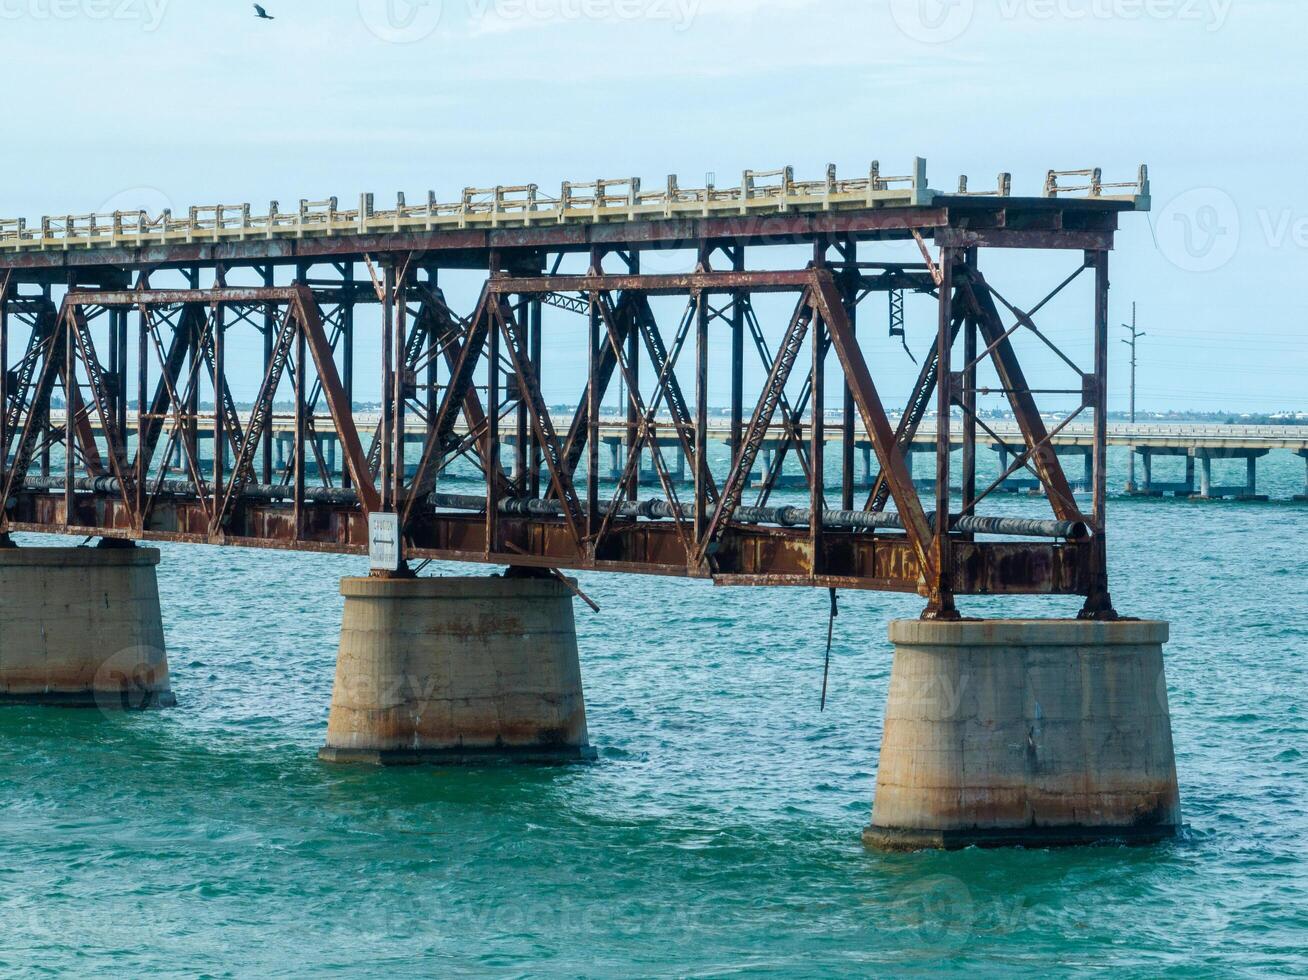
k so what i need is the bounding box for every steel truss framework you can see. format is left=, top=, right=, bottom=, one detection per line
left=0, top=197, right=1130, bottom=618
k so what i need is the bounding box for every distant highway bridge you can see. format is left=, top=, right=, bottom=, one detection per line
left=43, top=411, right=1308, bottom=501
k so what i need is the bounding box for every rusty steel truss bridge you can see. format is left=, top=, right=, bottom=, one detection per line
left=0, top=160, right=1151, bottom=619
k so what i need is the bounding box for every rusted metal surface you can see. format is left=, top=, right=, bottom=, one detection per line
left=0, top=181, right=1134, bottom=615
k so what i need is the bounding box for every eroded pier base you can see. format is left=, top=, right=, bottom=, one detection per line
left=0, top=545, right=174, bottom=709
left=865, top=619, right=1179, bottom=850
left=319, top=573, right=593, bottom=764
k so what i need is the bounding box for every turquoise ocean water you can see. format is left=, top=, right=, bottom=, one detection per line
left=0, top=448, right=1304, bottom=976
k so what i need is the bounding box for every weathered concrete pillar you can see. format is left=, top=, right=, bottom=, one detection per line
left=1198, top=455, right=1213, bottom=498
left=320, top=573, right=594, bottom=764
left=1296, top=450, right=1308, bottom=502
left=608, top=438, right=621, bottom=481
left=0, top=545, right=174, bottom=709
left=866, top=619, right=1179, bottom=850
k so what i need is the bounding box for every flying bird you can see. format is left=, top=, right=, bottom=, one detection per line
left=253, top=4, right=274, bottom=19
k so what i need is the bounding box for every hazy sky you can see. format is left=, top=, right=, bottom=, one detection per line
left=0, top=0, right=1303, bottom=412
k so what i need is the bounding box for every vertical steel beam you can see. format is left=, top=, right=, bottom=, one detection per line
left=294, top=305, right=306, bottom=534
left=0, top=276, right=8, bottom=475
left=341, top=261, right=355, bottom=491
left=625, top=252, right=641, bottom=500
left=107, top=305, right=119, bottom=447
left=693, top=286, right=710, bottom=544
left=261, top=265, right=275, bottom=484
left=184, top=267, right=200, bottom=472
left=840, top=239, right=857, bottom=510
left=393, top=261, right=408, bottom=511
left=1081, top=248, right=1115, bottom=619
left=40, top=284, right=50, bottom=479
left=586, top=280, right=601, bottom=541
left=1090, top=250, right=1109, bottom=530
left=810, top=304, right=825, bottom=575
left=212, top=297, right=225, bottom=492
left=514, top=294, right=528, bottom=489
left=380, top=262, right=395, bottom=511
left=136, top=298, right=148, bottom=520
left=729, top=245, right=745, bottom=470
left=63, top=300, right=74, bottom=524
left=929, top=250, right=957, bottom=618
left=488, top=292, right=501, bottom=553
left=961, top=248, right=978, bottom=513
left=116, top=307, right=129, bottom=443
left=426, top=270, right=442, bottom=486
left=528, top=290, right=543, bottom=498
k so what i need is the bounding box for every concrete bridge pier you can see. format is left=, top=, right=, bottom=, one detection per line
left=857, top=444, right=875, bottom=490
left=274, top=431, right=292, bottom=473
left=319, top=570, right=594, bottom=764
left=1193, top=449, right=1269, bottom=501
left=993, top=444, right=1092, bottom=494
left=605, top=437, right=623, bottom=482
left=0, top=542, right=174, bottom=709
left=865, top=619, right=1180, bottom=850
left=1130, top=448, right=1194, bottom=497
left=1297, top=450, right=1308, bottom=502
left=605, top=436, right=690, bottom=487
left=319, top=433, right=338, bottom=481
left=668, top=442, right=687, bottom=485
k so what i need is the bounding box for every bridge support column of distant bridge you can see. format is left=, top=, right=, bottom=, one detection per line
left=994, top=444, right=1093, bottom=495
left=0, top=543, right=175, bottom=709
left=1192, top=448, right=1269, bottom=501
left=604, top=436, right=690, bottom=487
left=753, top=440, right=807, bottom=489
left=1129, top=448, right=1194, bottom=497
left=319, top=571, right=594, bottom=764
left=857, top=444, right=874, bottom=490
left=865, top=619, right=1180, bottom=850
left=274, top=432, right=291, bottom=474
left=1297, top=450, right=1308, bottom=502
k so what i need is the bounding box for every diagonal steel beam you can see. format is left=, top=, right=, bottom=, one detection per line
left=810, top=269, right=936, bottom=584
left=956, top=271, right=1085, bottom=523
left=140, top=305, right=214, bottom=520
left=867, top=307, right=965, bottom=512
left=212, top=305, right=299, bottom=533
left=696, top=288, right=815, bottom=565
left=3, top=301, right=57, bottom=456
left=403, top=287, right=494, bottom=523
left=556, top=291, right=636, bottom=488
left=0, top=316, right=65, bottom=520
left=492, top=297, right=587, bottom=548
left=133, top=305, right=199, bottom=475
left=408, top=282, right=510, bottom=497
left=292, top=285, right=380, bottom=515
left=65, top=305, right=135, bottom=518
left=591, top=292, right=693, bottom=555
left=629, top=294, right=719, bottom=507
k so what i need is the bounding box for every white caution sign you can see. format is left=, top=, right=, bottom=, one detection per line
left=368, top=512, right=401, bottom=572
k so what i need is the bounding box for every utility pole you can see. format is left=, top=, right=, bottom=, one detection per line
left=1121, top=303, right=1145, bottom=491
